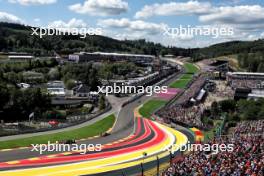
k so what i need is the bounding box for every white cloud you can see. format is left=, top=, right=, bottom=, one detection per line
left=34, top=18, right=40, bottom=22
left=135, top=1, right=212, bottom=19
left=98, top=18, right=167, bottom=35
left=48, top=18, right=87, bottom=28
left=246, top=34, right=258, bottom=40
left=136, top=1, right=264, bottom=27
left=8, top=0, right=57, bottom=5
left=134, top=0, right=264, bottom=44
left=0, top=11, right=23, bottom=24
left=261, top=32, right=264, bottom=38
left=199, top=5, right=264, bottom=25
left=32, top=18, right=41, bottom=26
left=198, top=5, right=264, bottom=35
left=69, top=0, right=128, bottom=16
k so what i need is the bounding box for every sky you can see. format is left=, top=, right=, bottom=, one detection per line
left=0, top=0, right=264, bottom=48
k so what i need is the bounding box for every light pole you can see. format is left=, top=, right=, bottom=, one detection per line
left=122, top=171, right=126, bottom=176
left=156, top=156, right=160, bottom=176
left=141, top=152, right=147, bottom=176
left=169, top=151, right=173, bottom=166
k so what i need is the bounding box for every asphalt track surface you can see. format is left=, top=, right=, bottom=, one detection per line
left=0, top=69, right=193, bottom=176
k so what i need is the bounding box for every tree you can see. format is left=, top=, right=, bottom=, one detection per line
left=99, top=95, right=106, bottom=110
left=160, top=49, right=168, bottom=57
left=210, top=101, right=219, bottom=118
left=48, top=68, right=60, bottom=80
left=0, top=83, right=10, bottom=111
left=65, top=79, right=76, bottom=90
left=243, top=104, right=259, bottom=120
left=9, top=88, right=51, bottom=120
left=257, top=63, right=264, bottom=72
left=219, top=99, right=236, bottom=112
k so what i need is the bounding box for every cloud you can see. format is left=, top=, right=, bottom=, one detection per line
left=48, top=18, right=87, bottom=28
left=8, top=0, right=57, bottom=5
left=260, top=32, right=264, bottom=38
left=134, top=0, right=264, bottom=41
left=69, top=0, right=128, bottom=16
left=0, top=11, right=23, bottom=24
left=199, top=5, right=264, bottom=25
left=135, top=1, right=212, bottom=19
left=98, top=18, right=167, bottom=35
left=34, top=18, right=40, bottom=22
left=135, top=1, right=264, bottom=27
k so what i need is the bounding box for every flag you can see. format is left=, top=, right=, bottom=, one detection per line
left=29, top=112, right=34, bottom=119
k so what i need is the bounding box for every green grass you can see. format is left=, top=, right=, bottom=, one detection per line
left=169, top=74, right=193, bottom=88
left=0, top=114, right=115, bottom=149
left=169, top=63, right=200, bottom=88
left=184, top=62, right=199, bottom=74
left=139, top=100, right=167, bottom=118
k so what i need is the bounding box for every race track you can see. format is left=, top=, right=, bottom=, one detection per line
left=0, top=116, right=188, bottom=176
left=0, top=68, right=192, bottom=176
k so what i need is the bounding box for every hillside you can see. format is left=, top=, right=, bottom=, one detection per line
left=0, top=22, right=190, bottom=56
left=193, top=40, right=264, bottom=60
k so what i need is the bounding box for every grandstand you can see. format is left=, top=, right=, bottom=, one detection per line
left=68, top=52, right=155, bottom=65
left=227, top=72, right=264, bottom=100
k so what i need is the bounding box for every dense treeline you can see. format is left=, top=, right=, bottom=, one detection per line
left=237, top=52, right=264, bottom=72
left=0, top=22, right=191, bottom=56
left=61, top=62, right=140, bottom=89
left=98, top=62, right=139, bottom=80
left=210, top=99, right=264, bottom=122
left=192, top=40, right=264, bottom=61
left=0, top=84, right=51, bottom=121
left=192, top=40, right=264, bottom=72
left=61, top=63, right=99, bottom=91
left=0, top=58, right=58, bottom=84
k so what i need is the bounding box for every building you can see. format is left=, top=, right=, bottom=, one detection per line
left=227, top=72, right=264, bottom=100
left=227, top=72, right=264, bottom=89
left=73, top=84, right=91, bottom=97
left=72, top=84, right=99, bottom=102
left=47, top=81, right=66, bottom=96
left=17, top=83, right=30, bottom=89
left=8, top=55, right=34, bottom=60
left=68, top=52, right=155, bottom=65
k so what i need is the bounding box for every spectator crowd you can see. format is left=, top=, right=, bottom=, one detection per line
left=157, top=105, right=205, bottom=128
left=163, top=120, right=264, bottom=176
left=234, top=120, right=264, bottom=135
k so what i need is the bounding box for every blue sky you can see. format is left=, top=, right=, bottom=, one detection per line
left=0, top=0, right=264, bottom=48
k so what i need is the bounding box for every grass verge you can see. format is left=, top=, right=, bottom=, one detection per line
left=184, top=62, right=199, bottom=74
left=139, top=100, right=167, bottom=119
left=169, top=74, right=193, bottom=88
left=169, top=62, right=200, bottom=88
left=0, top=114, right=115, bottom=149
